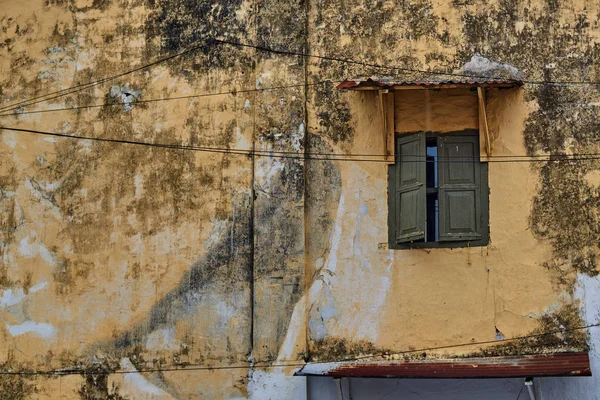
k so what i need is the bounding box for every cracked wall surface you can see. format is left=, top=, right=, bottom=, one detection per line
left=1, top=0, right=600, bottom=398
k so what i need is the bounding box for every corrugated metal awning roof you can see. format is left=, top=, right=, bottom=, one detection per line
left=337, top=77, right=524, bottom=90
left=295, top=352, right=591, bottom=378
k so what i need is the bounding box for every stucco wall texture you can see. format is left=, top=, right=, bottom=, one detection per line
left=1, top=0, right=600, bottom=398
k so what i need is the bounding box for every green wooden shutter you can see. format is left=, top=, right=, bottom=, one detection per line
left=390, top=133, right=426, bottom=244
left=438, top=135, right=483, bottom=242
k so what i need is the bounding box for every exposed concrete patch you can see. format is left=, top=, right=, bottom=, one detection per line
left=458, top=54, right=525, bottom=80
left=109, top=85, right=141, bottom=112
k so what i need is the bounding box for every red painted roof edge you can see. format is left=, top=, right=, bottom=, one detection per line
left=295, top=352, right=591, bottom=378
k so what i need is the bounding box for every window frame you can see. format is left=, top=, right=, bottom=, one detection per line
left=388, top=130, right=490, bottom=250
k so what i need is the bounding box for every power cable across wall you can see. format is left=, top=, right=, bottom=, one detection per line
left=0, top=80, right=339, bottom=117
left=3, top=36, right=600, bottom=116
left=3, top=126, right=600, bottom=164
left=0, top=322, right=597, bottom=376
left=0, top=41, right=211, bottom=114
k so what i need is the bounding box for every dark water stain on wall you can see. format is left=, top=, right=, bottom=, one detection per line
left=0, top=372, right=35, bottom=400
left=106, top=197, right=251, bottom=363
left=309, top=0, right=446, bottom=148
left=305, top=134, right=342, bottom=278
left=308, top=336, right=381, bottom=362
left=256, top=0, right=307, bottom=52
left=313, top=80, right=354, bottom=146
left=78, top=365, right=125, bottom=400
left=144, top=0, right=252, bottom=77
left=531, top=158, right=600, bottom=278
left=466, top=303, right=588, bottom=357
left=0, top=166, right=19, bottom=288
left=0, top=351, right=37, bottom=400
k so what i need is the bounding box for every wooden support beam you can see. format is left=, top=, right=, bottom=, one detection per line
left=378, top=90, right=386, bottom=158
left=477, top=87, right=491, bottom=161
left=385, top=92, right=395, bottom=164
left=378, top=90, right=396, bottom=164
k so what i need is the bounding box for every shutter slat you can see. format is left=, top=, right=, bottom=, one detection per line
left=438, top=135, right=483, bottom=242
left=391, top=133, right=426, bottom=243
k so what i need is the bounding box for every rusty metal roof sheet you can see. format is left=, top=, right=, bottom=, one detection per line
left=295, top=352, right=591, bottom=378
left=337, top=78, right=524, bottom=90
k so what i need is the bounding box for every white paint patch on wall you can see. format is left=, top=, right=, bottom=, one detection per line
left=0, top=281, right=48, bottom=308
left=308, top=192, right=345, bottom=340
left=291, top=123, right=304, bottom=151
left=6, top=321, right=57, bottom=338
left=130, top=233, right=145, bottom=254
left=322, top=193, right=345, bottom=279
left=309, top=164, right=393, bottom=342
left=277, top=295, right=306, bottom=361
left=17, top=234, right=57, bottom=266
left=247, top=369, right=305, bottom=400
left=2, top=131, right=17, bottom=148
left=39, top=245, right=56, bottom=266
left=119, top=358, right=175, bottom=400
left=204, top=219, right=228, bottom=250
left=134, top=173, right=145, bottom=199
left=151, top=228, right=174, bottom=255
left=235, top=127, right=251, bottom=151
left=18, top=236, right=36, bottom=257
left=255, top=156, right=284, bottom=189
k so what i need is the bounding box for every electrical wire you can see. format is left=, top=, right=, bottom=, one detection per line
left=3, top=126, right=600, bottom=164
left=0, top=322, right=597, bottom=376
left=0, top=41, right=210, bottom=114
left=0, top=80, right=339, bottom=117
left=0, top=114, right=595, bottom=161
left=4, top=36, right=600, bottom=117
left=346, top=322, right=599, bottom=363
left=211, top=38, right=600, bottom=87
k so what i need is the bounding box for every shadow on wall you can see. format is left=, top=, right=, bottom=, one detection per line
left=77, top=143, right=342, bottom=395
left=108, top=192, right=253, bottom=365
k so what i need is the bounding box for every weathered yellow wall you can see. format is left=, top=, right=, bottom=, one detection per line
left=1, top=0, right=599, bottom=398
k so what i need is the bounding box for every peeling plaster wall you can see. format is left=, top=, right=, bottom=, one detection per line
left=1, top=0, right=600, bottom=398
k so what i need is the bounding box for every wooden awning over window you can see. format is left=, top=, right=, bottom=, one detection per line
left=295, top=352, right=591, bottom=378
left=337, top=78, right=523, bottom=91
left=336, top=78, right=523, bottom=162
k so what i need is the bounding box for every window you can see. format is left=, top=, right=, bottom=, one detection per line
left=388, top=130, right=489, bottom=249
